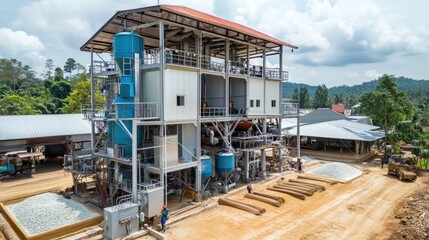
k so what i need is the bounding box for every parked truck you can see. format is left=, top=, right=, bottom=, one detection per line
left=0, top=151, right=40, bottom=177
left=387, top=162, right=417, bottom=181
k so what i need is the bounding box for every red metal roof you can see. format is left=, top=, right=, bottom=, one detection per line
left=161, top=5, right=298, bottom=49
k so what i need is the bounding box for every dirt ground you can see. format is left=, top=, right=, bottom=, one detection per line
left=165, top=163, right=428, bottom=240
left=1, top=160, right=428, bottom=240
left=0, top=161, right=72, bottom=202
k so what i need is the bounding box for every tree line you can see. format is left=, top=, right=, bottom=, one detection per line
left=0, top=58, right=104, bottom=115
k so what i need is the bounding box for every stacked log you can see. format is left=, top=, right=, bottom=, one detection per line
left=253, top=192, right=285, bottom=203
left=267, top=187, right=306, bottom=200
left=273, top=185, right=313, bottom=196
left=218, top=198, right=265, bottom=215
left=244, top=194, right=282, bottom=207
left=289, top=179, right=326, bottom=191
left=298, top=175, right=338, bottom=185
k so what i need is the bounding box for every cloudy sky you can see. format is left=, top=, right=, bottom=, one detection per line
left=1, top=0, right=428, bottom=87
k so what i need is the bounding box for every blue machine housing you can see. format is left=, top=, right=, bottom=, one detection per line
left=200, top=155, right=212, bottom=178
left=110, top=32, right=143, bottom=158
left=215, top=152, right=235, bottom=177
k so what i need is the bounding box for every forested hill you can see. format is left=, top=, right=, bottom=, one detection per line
left=283, top=76, right=429, bottom=99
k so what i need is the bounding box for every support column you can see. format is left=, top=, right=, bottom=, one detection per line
left=355, top=140, right=360, bottom=155
left=261, top=119, right=267, bottom=179
left=195, top=32, right=202, bottom=200
left=159, top=21, right=165, bottom=121
left=297, top=111, right=301, bottom=159
left=90, top=48, right=95, bottom=151
left=132, top=120, right=137, bottom=203
left=225, top=39, right=230, bottom=117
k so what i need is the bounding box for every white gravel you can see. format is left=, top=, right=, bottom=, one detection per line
left=308, top=162, right=363, bottom=181
left=6, top=193, right=97, bottom=236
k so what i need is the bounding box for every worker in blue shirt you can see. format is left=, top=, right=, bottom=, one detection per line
left=160, top=205, right=169, bottom=233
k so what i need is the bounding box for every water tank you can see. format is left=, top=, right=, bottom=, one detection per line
left=215, top=152, right=234, bottom=177
left=201, top=155, right=212, bottom=178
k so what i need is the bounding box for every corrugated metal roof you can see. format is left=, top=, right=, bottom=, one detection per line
left=161, top=5, right=298, bottom=49
left=285, top=120, right=384, bottom=141
left=0, top=114, right=91, bottom=141
left=300, top=109, right=350, bottom=124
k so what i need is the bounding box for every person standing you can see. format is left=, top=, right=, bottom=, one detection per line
left=247, top=183, right=252, bottom=194
left=160, top=205, right=169, bottom=233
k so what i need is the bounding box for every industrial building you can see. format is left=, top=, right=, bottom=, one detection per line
left=73, top=5, right=298, bottom=238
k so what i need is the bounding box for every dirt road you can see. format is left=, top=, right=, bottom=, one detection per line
left=0, top=162, right=72, bottom=202
left=166, top=165, right=426, bottom=240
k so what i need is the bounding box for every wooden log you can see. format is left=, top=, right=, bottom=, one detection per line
left=267, top=187, right=306, bottom=200
left=245, top=194, right=281, bottom=207
left=273, top=185, right=313, bottom=196
left=0, top=214, right=18, bottom=240
left=278, top=183, right=318, bottom=193
left=289, top=179, right=326, bottom=191
left=227, top=198, right=266, bottom=214
left=253, top=192, right=285, bottom=203
left=298, top=175, right=338, bottom=185
left=218, top=198, right=262, bottom=215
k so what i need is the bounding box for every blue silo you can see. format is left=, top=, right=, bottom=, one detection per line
left=201, top=155, right=212, bottom=179
left=110, top=32, right=143, bottom=157
left=215, top=151, right=235, bottom=178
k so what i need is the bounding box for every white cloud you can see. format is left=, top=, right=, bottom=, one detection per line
left=364, top=69, right=382, bottom=80
left=0, top=28, right=46, bottom=70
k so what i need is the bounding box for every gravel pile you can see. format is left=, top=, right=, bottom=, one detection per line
left=6, top=193, right=97, bottom=236
left=308, top=162, right=363, bottom=181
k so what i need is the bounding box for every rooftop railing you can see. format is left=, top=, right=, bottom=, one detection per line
left=115, top=102, right=159, bottom=119
left=281, top=101, right=299, bottom=116
left=141, top=48, right=289, bottom=81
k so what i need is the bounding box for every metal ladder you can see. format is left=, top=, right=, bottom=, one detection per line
left=94, top=173, right=112, bottom=208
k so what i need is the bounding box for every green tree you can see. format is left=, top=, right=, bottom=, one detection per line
left=64, top=58, right=77, bottom=80
left=43, top=59, right=55, bottom=80
left=299, top=86, right=311, bottom=108
left=50, top=80, right=71, bottom=99
left=333, top=93, right=344, bottom=104
left=359, top=74, right=415, bottom=151
left=54, top=67, right=64, bottom=81
left=313, top=84, right=330, bottom=108
left=63, top=80, right=104, bottom=113
left=0, top=95, right=41, bottom=115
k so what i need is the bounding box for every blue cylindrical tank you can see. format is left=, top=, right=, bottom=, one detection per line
left=109, top=32, right=144, bottom=158
left=201, top=155, right=212, bottom=178
left=215, top=152, right=234, bottom=177
left=114, top=32, right=143, bottom=75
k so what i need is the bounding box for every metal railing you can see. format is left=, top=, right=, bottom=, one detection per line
left=201, top=56, right=225, bottom=73
left=201, top=107, right=227, bottom=118
left=115, top=102, right=159, bottom=119
left=92, top=60, right=117, bottom=74
left=144, top=49, right=161, bottom=65
left=165, top=49, right=198, bottom=67
left=81, top=104, right=106, bottom=119
left=114, top=194, right=133, bottom=209
left=281, top=101, right=299, bottom=115
left=229, top=61, right=247, bottom=75
left=138, top=180, right=162, bottom=191
left=265, top=68, right=289, bottom=81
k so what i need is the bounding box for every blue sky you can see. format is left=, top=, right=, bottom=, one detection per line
left=0, top=0, right=428, bottom=87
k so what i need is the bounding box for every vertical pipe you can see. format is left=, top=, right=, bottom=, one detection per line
left=159, top=21, right=165, bottom=121
left=297, top=110, right=301, bottom=160
left=90, top=48, right=95, bottom=151
left=132, top=120, right=137, bottom=203
left=246, top=45, right=250, bottom=114
left=261, top=118, right=267, bottom=179
left=225, top=39, right=230, bottom=118
left=279, top=46, right=283, bottom=114
left=263, top=50, right=266, bottom=114
left=196, top=32, right=202, bottom=194
left=134, top=53, right=140, bottom=117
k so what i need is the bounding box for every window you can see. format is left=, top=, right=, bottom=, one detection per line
left=271, top=100, right=276, bottom=107
left=250, top=100, right=254, bottom=107
left=176, top=96, right=185, bottom=106
left=256, top=100, right=261, bottom=107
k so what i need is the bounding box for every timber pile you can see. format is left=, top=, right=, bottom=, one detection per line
left=218, top=198, right=264, bottom=215
left=273, top=185, right=313, bottom=196
left=298, top=175, right=339, bottom=185
left=244, top=194, right=282, bottom=207
left=289, top=179, right=326, bottom=191
left=278, top=183, right=318, bottom=193
left=253, top=192, right=285, bottom=203
left=267, top=187, right=306, bottom=200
